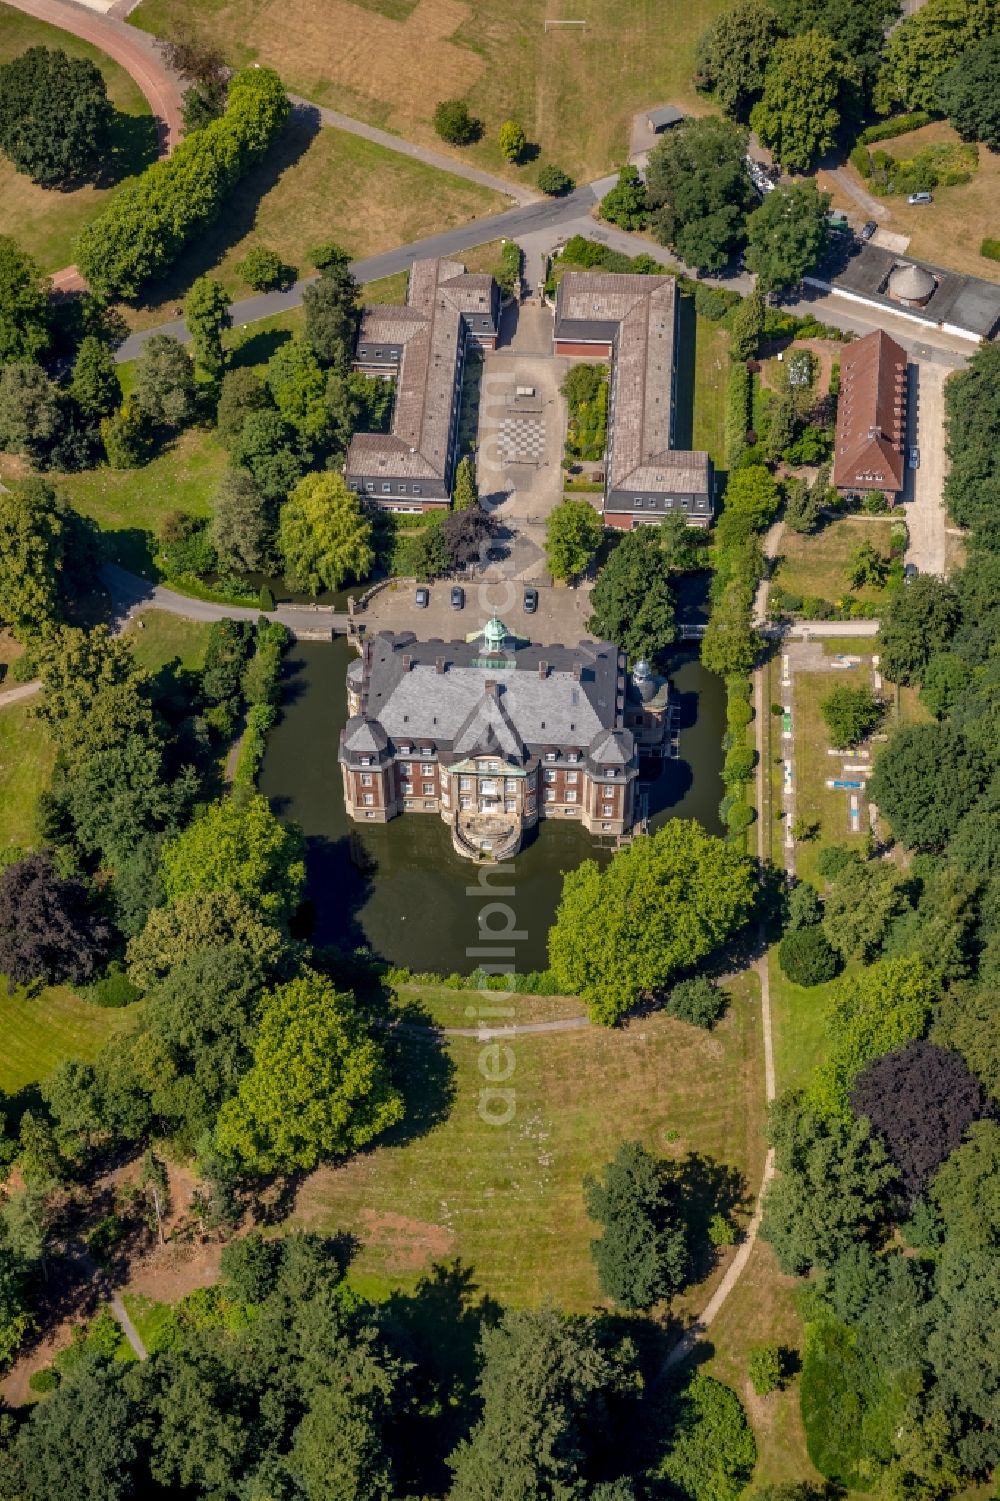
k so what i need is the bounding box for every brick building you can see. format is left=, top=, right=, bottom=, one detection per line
left=345, top=257, right=500, bottom=512
left=553, top=271, right=714, bottom=528
left=339, top=617, right=669, bottom=859
left=832, top=327, right=907, bottom=500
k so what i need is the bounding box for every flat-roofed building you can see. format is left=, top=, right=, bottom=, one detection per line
left=553, top=271, right=713, bottom=527
left=346, top=257, right=500, bottom=512
left=833, top=327, right=907, bottom=499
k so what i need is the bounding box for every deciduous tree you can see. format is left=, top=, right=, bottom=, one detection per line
left=162, top=792, right=305, bottom=923
left=228, top=409, right=305, bottom=502
left=868, top=721, right=987, bottom=851
left=451, top=455, right=479, bottom=511
left=210, top=468, right=272, bottom=574
left=810, top=956, right=937, bottom=1119
left=584, top=1140, right=690, bottom=1308
left=133, top=334, right=196, bottom=430
left=544, top=498, right=603, bottom=580
left=876, top=574, right=960, bottom=684
left=302, top=258, right=358, bottom=370
left=645, top=117, right=753, bottom=271
left=216, top=970, right=403, bottom=1173
left=0, top=851, right=111, bottom=989
left=599, top=166, right=648, bottom=230
left=877, top=0, right=995, bottom=113
left=751, top=31, right=858, bottom=172
left=433, top=99, right=479, bottom=145
left=0, top=47, right=112, bottom=186
left=745, top=181, right=830, bottom=293
left=820, top=683, right=883, bottom=747
left=70, top=335, right=121, bottom=419
left=0, top=362, right=61, bottom=464
left=587, top=525, right=677, bottom=659
left=184, top=276, right=231, bottom=378
left=0, top=235, right=50, bottom=363
left=0, top=477, right=72, bottom=633
left=498, top=119, right=526, bottom=162
left=778, top=925, right=841, bottom=986
left=728, top=286, right=765, bottom=363
left=694, top=0, right=784, bottom=119
left=657, top=1375, right=757, bottom=1501
left=126, top=888, right=287, bottom=990
left=549, top=819, right=756, bottom=1023
left=937, top=34, right=1000, bottom=150
left=278, top=471, right=374, bottom=592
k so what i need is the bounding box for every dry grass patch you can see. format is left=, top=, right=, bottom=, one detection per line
left=292, top=972, right=765, bottom=1309
left=123, top=120, right=505, bottom=328
left=129, top=0, right=729, bottom=180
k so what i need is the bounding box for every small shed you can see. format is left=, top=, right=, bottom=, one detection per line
left=646, top=105, right=684, bottom=132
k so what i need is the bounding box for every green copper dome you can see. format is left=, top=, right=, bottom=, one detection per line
left=483, top=616, right=508, bottom=652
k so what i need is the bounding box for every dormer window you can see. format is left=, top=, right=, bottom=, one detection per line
left=360, top=756, right=373, bottom=767
left=545, top=751, right=557, bottom=762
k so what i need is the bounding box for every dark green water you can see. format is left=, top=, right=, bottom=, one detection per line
left=259, top=638, right=725, bottom=972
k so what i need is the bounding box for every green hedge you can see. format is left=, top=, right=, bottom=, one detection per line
left=850, top=144, right=872, bottom=178
left=858, top=111, right=933, bottom=146
left=232, top=620, right=289, bottom=789
left=726, top=363, right=752, bottom=468
left=981, top=238, right=1000, bottom=263
left=76, top=67, right=289, bottom=298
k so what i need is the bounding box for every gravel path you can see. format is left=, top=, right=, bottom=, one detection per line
left=0, top=681, right=41, bottom=708
left=101, top=563, right=349, bottom=637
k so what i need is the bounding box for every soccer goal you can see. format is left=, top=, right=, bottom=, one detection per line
left=543, top=17, right=586, bottom=29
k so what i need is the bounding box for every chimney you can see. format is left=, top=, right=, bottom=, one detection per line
left=574, top=663, right=582, bottom=681
left=538, top=660, right=549, bottom=679
left=435, top=656, right=446, bottom=674
left=484, top=680, right=499, bottom=698
left=402, top=654, right=412, bottom=672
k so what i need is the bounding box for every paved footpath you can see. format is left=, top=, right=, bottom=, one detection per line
left=102, top=563, right=349, bottom=638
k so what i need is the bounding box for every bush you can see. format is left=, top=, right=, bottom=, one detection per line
left=816, top=844, right=856, bottom=881
left=708, top=1211, right=737, bottom=1246
left=723, top=745, right=755, bottom=783
left=858, top=111, right=933, bottom=145
left=748, top=1343, right=784, bottom=1396
left=726, top=363, right=752, bottom=467
left=28, top=1368, right=60, bottom=1394
left=778, top=926, right=841, bottom=986
left=86, top=1213, right=127, bottom=1261
left=693, top=283, right=741, bottom=321
left=850, top=143, right=872, bottom=177
left=725, top=799, right=755, bottom=834
left=259, top=584, right=275, bottom=611
left=76, top=67, right=289, bottom=299
left=537, top=164, right=574, bottom=195
left=237, top=245, right=293, bottom=291
left=493, top=240, right=522, bottom=299
left=727, top=697, right=753, bottom=731
left=84, top=961, right=140, bottom=1008
left=498, top=118, right=527, bottom=162
left=665, top=975, right=728, bottom=1029
left=981, top=238, right=1000, bottom=262
left=433, top=98, right=478, bottom=145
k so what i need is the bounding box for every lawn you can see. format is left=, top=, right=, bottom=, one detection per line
left=124, top=610, right=215, bottom=674
left=768, top=955, right=838, bottom=1095
left=293, top=971, right=766, bottom=1310
left=0, top=700, right=55, bottom=854
left=692, top=313, right=730, bottom=470
left=786, top=667, right=871, bottom=888
left=838, top=120, right=1000, bottom=285
left=0, top=984, right=138, bottom=1094
left=0, top=3, right=156, bottom=273
left=128, top=0, right=726, bottom=182
left=124, top=119, right=506, bottom=328
left=396, top=985, right=585, bottom=1028
left=772, top=519, right=898, bottom=614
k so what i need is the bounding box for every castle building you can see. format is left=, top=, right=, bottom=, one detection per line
left=345, top=257, right=500, bottom=512
left=552, top=271, right=714, bottom=528
left=339, top=618, right=668, bottom=860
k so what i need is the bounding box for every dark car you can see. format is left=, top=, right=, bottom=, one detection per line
left=904, top=563, right=919, bottom=583
left=859, top=220, right=878, bottom=242
left=523, top=587, right=538, bottom=614
left=450, top=585, right=465, bottom=610
left=415, top=586, right=429, bottom=608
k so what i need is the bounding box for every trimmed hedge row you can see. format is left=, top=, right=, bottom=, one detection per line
left=232, top=618, right=289, bottom=789
left=726, top=363, right=752, bottom=468
left=77, top=67, right=289, bottom=299
left=857, top=111, right=934, bottom=146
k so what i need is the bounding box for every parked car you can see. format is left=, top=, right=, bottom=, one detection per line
left=415, top=586, right=429, bottom=608
left=909, top=446, right=920, bottom=469
left=859, top=220, right=877, bottom=242
left=907, top=192, right=933, bottom=205
left=523, top=587, right=538, bottom=614
left=904, top=563, right=919, bottom=583
left=450, top=585, right=465, bottom=610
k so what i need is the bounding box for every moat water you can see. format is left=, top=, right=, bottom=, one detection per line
left=259, top=632, right=726, bottom=973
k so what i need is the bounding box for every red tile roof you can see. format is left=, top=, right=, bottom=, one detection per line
left=833, top=328, right=907, bottom=495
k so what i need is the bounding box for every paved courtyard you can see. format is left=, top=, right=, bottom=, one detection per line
left=361, top=577, right=596, bottom=645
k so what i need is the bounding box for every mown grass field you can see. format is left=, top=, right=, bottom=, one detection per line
left=771, top=519, right=897, bottom=613
left=692, top=314, right=730, bottom=468
left=124, top=120, right=506, bottom=328
left=293, top=971, right=765, bottom=1310
left=0, top=985, right=138, bottom=1095
left=0, top=699, right=54, bottom=854
left=128, top=0, right=725, bottom=182
left=124, top=610, right=215, bottom=674
left=0, top=3, right=156, bottom=273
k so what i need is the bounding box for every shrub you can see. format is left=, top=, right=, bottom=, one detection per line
left=778, top=926, right=841, bottom=986
left=433, top=98, right=479, bottom=145
left=76, top=67, right=289, bottom=299
left=727, top=697, right=753, bottom=730
left=850, top=143, right=872, bottom=177
left=237, top=245, right=292, bottom=291
left=981, top=238, right=1000, bottom=262
left=665, top=975, right=728, bottom=1029
left=725, top=799, right=755, bottom=834
left=498, top=119, right=527, bottom=162
left=708, top=1211, right=737, bottom=1246
left=816, top=844, right=856, bottom=881
left=84, top=961, right=140, bottom=1008
left=493, top=240, right=522, bottom=299
left=858, top=111, right=933, bottom=145
left=28, top=1368, right=60, bottom=1394
left=726, top=363, right=752, bottom=467
left=86, top=1213, right=127, bottom=1261
left=259, top=584, right=275, bottom=611
left=748, top=1344, right=784, bottom=1396
left=537, top=164, right=574, bottom=195
left=723, top=745, right=755, bottom=783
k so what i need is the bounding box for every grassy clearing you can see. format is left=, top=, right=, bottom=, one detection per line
left=0, top=3, right=155, bottom=273
left=397, top=986, right=586, bottom=1028
left=121, top=1294, right=176, bottom=1352
left=0, top=700, right=54, bottom=854
left=293, top=971, right=765, bottom=1310
left=788, top=669, right=870, bottom=887
left=703, top=1237, right=822, bottom=1493
left=692, top=314, right=730, bottom=468
left=124, top=120, right=506, bottom=328
left=125, top=611, right=214, bottom=674
left=768, top=955, right=837, bottom=1095
left=128, top=0, right=725, bottom=182
left=0, top=985, right=138, bottom=1094
left=772, top=519, right=897, bottom=612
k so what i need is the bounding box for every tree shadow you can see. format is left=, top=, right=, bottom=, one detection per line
left=376, top=1004, right=457, bottom=1150
left=383, top=1260, right=501, bottom=1494
left=227, top=326, right=295, bottom=370
left=97, top=109, right=160, bottom=187
left=127, top=104, right=321, bottom=315
left=670, top=1152, right=749, bottom=1284
left=99, top=526, right=160, bottom=580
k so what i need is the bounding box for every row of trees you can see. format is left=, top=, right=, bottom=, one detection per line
left=694, top=0, right=998, bottom=166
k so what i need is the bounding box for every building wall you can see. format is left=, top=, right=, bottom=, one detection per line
left=553, top=339, right=613, bottom=358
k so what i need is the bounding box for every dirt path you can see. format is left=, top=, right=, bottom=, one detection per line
left=2, top=0, right=183, bottom=154
left=0, top=681, right=41, bottom=708
left=828, top=166, right=888, bottom=222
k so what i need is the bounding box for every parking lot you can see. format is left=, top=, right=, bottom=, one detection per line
left=361, top=576, right=596, bottom=645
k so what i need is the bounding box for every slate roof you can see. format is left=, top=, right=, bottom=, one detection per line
left=833, top=328, right=907, bottom=493
left=555, top=272, right=711, bottom=499
left=647, top=105, right=685, bottom=129
left=341, top=630, right=634, bottom=766
left=815, top=243, right=1000, bottom=339
left=347, top=258, right=497, bottom=485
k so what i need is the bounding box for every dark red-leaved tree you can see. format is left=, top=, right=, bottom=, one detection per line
left=0, top=851, right=111, bottom=990
left=850, top=1039, right=996, bottom=1204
